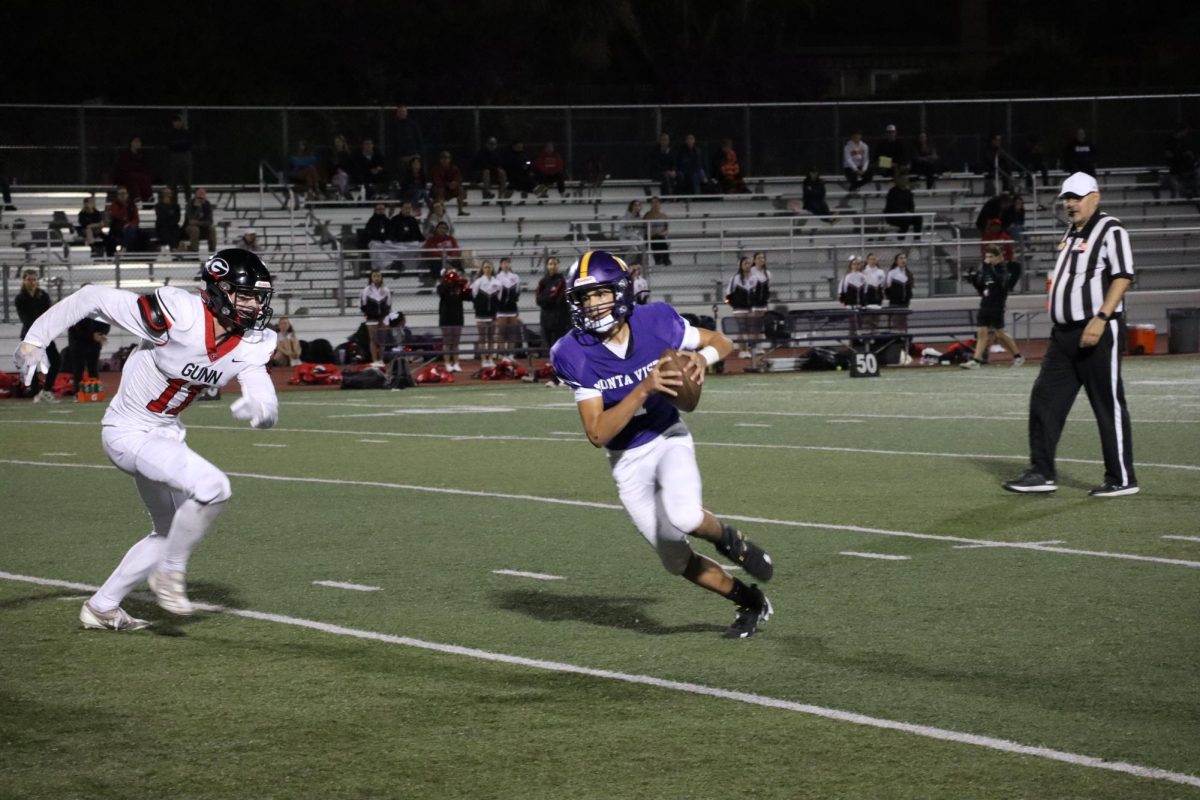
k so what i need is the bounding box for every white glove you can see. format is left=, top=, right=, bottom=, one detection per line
left=14, top=342, right=49, bottom=386
left=230, top=396, right=278, bottom=429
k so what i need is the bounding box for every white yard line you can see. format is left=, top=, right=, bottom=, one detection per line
left=491, top=569, right=565, bottom=581
left=734, top=423, right=772, bottom=428
left=955, top=539, right=1065, bottom=550
left=357, top=439, right=389, bottom=444
left=41, top=452, right=75, bottom=457
left=1162, top=536, right=1200, bottom=544
left=7, top=419, right=1199, bottom=473
left=1, top=569, right=1196, bottom=790
left=840, top=552, right=911, bottom=561
left=2, top=458, right=1198, bottom=571
left=252, top=443, right=288, bottom=448
left=312, top=580, right=382, bottom=592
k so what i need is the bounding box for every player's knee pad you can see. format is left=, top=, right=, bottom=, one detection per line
left=656, top=540, right=693, bottom=575
left=191, top=470, right=232, bottom=505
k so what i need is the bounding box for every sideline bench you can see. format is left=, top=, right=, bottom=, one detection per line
left=722, top=308, right=980, bottom=369
left=375, top=323, right=546, bottom=372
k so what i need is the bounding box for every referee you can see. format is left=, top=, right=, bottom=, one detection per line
left=1003, top=172, right=1138, bottom=497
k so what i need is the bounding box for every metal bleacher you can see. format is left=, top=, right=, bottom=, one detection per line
left=3, top=167, right=1199, bottom=326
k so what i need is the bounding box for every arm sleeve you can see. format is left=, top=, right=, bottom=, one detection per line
left=23, top=285, right=169, bottom=348
left=1104, top=225, right=1135, bottom=278
left=843, top=142, right=855, bottom=170
left=237, top=362, right=279, bottom=411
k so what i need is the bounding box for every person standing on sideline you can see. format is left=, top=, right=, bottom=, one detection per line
left=1004, top=173, right=1138, bottom=497
left=550, top=250, right=775, bottom=638
left=961, top=245, right=1024, bottom=370
left=884, top=253, right=914, bottom=307
left=359, top=270, right=391, bottom=365
left=14, top=249, right=278, bottom=629
left=15, top=270, right=63, bottom=403
left=534, top=256, right=570, bottom=353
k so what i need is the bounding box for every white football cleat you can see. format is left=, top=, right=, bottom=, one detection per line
left=80, top=602, right=151, bottom=631
left=148, top=570, right=194, bottom=616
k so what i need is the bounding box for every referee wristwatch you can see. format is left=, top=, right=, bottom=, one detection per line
left=1095, top=311, right=1110, bottom=321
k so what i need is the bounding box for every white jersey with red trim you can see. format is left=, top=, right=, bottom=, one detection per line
left=23, top=285, right=277, bottom=431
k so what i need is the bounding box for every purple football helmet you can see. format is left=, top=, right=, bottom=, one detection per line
left=565, top=250, right=634, bottom=337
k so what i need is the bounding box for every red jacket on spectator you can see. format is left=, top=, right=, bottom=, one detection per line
left=430, top=161, right=464, bottom=192
left=423, top=232, right=461, bottom=260
left=108, top=197, right=139, bottom=231
left=533, top=150, right=564, bottom=178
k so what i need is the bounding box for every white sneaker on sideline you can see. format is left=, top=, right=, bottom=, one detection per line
left=34, top=390, right=61, bottom=404
left=1012, top=355, right=1025, bottom=367
left=80, top=602, right=151, bottom=631
left=148, top=570, right=194, bottom=616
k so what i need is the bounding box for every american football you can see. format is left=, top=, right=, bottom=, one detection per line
left=658, top=348, right=701, bottom=412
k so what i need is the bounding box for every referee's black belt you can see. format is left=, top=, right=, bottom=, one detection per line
left=1053, top=313, right=1123, bottom=331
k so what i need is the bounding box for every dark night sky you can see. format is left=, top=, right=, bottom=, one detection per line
left=5, top=1, right=1199, bottom=106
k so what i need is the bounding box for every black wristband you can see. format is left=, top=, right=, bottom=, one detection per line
left=1095, top=311, right=1110, bottom=322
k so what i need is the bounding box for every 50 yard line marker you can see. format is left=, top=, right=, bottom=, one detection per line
left=1, top=569, right=1196, bottom=790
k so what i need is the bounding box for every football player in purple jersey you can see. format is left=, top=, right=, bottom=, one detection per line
left=550, top=250, right=775, bottom=639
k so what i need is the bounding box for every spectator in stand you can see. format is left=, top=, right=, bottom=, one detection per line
left=535, top=256, right=571, bottom=359
left=838, top=255, right=867, bottom=307
left=884, top=174, right=922, bottom=239
left=66, top=312, right=110, bottom=392
left=474, top=136, right=508, bottom=199
left=437, top=266, right=470, bottom=372
left=387, top=104, right=424, bottom=177
left=166, top=114, right=193, bottom=199
left=153, top=187, right=183, bottom=251
left=431, top=150, right=469, bottom=215
left=630, top=263, right=650, bottom=305
left=675, top=134, right=706, bottom=195
left=579, top=156, right=607, bottom=195
left=885, top=253, right=914, bottom=307
left=505, top=141, right=536, bottom=196
left=77, top=196, right=105, bottom=251
left=1022, top=135, right=1050, bottom=190
left=912, top=131, right=943, bottom=189
left=106, top=187, right=141, bottom=254
left=1061, top=128, right=1097, bottom=177
left=1005, top=193, right=1027, bottom=250
left=360, top=201, right=391, bottom=255
left=1164, top=126, right=1199, bottom=200
left=494, top=257, right=523, bottom=361
left=962, top=244, right=1024, bottom=370
left=352, top=138, right=389, bottom=198
left=422, top=200, right=454, bottom=238
left=980, top=217, right=1016, bottom=261
left=469, top=260, right=500, bottom=368
left=726, top=256, right=754, bottom=318
left=330, top=134, right=354, bottom=198
left=15, top=270, right=62, bottom=403
left=975, top=190, right=1013, bottom=234
left=114, top=136, right=153, bottom=204
left=619, top=198, right=644, bottom=261
left=367, top=200, right=425, bottom=272
left=235, top=229, right=261, bottom=252
left=287, top=139, right=322, bottom=200
left=271, top=316, right=301, bottom=367
left=875, top=124, right=909, bottom=179
left=750, top=251, right=771, bottom=315
left=397, top=155, right=428, bottom=209
left=843, top=129, right=870, bottom=190
left=802, top=168, right=832, bottom=217
left=652, top=133, right=678, bottom=195
left=184, top=187, right=217, bottom=253
left=861, top=253, right=886, bottom=307
left=714, top=139, right=749, bottom=194
left=532, top=141, right=567, bottom=197
left=359, top=270, right=391, bottom=364
left=422, top=220, right=461, bottom=279
left=644, top=196, right=671, bottom=266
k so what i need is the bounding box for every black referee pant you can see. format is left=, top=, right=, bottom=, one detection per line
left=1028, top=320, right=1136, bottom=486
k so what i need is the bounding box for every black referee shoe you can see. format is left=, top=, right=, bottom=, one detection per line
left=1088, top=482, right=1140, bottom=497
left=1002, top=469, right=1057, bottom=493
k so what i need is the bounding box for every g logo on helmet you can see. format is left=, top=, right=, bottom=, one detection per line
left=206, top=257, right=230, bottom=279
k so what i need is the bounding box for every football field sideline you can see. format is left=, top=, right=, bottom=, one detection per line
left=2, top=568, right=1198, bottom=791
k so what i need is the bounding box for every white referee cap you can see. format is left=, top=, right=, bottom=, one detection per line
left=1059, top=172, right=1099, bottom=198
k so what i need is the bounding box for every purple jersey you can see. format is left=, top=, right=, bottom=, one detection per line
left=551, top=302, right=696, bottom=451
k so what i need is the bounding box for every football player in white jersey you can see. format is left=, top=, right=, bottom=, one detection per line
left=15, top=249, right=279, bottom=631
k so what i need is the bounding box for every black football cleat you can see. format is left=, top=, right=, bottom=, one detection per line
left=1088, top=481, right=1140, bottom=497
left=722, top=585, right=773, bottom=640
left=1002, top=469, right=1057, bottom=493
left=716, top=525, right=774, bottom=582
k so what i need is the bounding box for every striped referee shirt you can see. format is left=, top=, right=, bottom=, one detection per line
left=1048, top=210, right=1134, bottom=325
